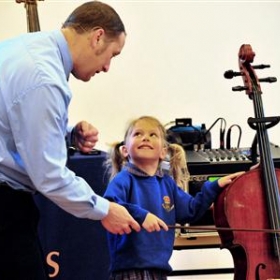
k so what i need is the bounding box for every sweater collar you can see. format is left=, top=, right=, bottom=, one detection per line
left=123, top=162, right=164, bottom=178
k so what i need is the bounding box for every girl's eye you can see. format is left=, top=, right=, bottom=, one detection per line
left=151, top=133, right=158, bottom=137
left=134, top=132, right=142, bottom=137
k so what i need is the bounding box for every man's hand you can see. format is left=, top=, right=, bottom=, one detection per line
left=142, top=213, right=168, bottom=232
left=73, top=121, right=99, bottom=153
left=101, top=202, right=141, bottom=234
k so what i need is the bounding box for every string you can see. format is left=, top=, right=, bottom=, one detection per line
left=168, top=225, right=280, bottom=234
left=249, top=65, right=280, bottom=257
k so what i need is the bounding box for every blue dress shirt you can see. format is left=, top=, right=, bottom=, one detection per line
left=0, top=30, right=109, bottom=220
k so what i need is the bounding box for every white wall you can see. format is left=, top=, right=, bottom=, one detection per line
left=1, top=0, right=280, bottom=152
left=1, top=2, right=279, bottom=276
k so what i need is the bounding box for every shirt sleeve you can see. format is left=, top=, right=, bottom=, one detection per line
left=66, top=125, right=75, bottom=148
left=8, top=83, right=109, bottom=220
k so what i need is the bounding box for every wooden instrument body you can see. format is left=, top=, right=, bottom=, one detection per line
left=214, top=44, right=280, bottom=280
left=214, top=168, right=280, bottom=279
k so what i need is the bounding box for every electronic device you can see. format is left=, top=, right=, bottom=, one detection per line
left=167, top=118, right=212, bottom=150
left=181, top=143, right=280, bottom=237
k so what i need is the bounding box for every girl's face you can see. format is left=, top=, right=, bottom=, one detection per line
left=122, top=119, right=167, bottom=165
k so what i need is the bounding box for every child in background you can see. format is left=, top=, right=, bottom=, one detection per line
left=104, top=115, right=244, bottom=280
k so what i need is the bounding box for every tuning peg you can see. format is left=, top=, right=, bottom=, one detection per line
left=232, top=86, right=248, bottom=92
left=259, top=77, right=277, bottom=83
left=224, top=70, right=243, bottom=79
left=252, top=64, right=270, bottom=69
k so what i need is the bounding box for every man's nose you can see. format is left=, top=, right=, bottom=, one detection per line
left=103, top=62, right=110, bottom=72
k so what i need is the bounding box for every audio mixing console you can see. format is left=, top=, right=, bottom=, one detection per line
left=184, top=143, right=280, bottom=232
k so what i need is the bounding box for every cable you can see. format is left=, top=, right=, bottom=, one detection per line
left=202, top=117, right=226, bottom=149
left=226, top=124, right=242, bottom=149
left=219, top=118, right=227, bottom=149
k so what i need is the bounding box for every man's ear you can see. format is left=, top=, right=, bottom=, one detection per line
left=91, top=28, right=105, bottom=47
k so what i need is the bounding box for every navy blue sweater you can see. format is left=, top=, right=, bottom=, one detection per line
left=104, top=163, right=220, bottom=273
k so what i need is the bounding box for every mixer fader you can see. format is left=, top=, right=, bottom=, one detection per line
left=196, top=147, right=251, bottom=163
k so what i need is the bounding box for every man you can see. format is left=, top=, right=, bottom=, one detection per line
left=0, top=1, right=140, bottom=279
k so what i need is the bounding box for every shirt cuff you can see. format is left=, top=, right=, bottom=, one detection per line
left=66, top=125, right=75, bottom=147
left=90, top=195, right=110, bottom=220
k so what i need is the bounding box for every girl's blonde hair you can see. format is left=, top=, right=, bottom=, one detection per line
left=105, top=116, right=190, bottom=191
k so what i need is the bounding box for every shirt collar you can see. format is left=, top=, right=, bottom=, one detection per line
left=123, top=162, right=164, bottom=178
left=52, top=30, right=73, bottom=80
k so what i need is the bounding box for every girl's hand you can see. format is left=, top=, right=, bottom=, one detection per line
left=142, top=213, right=168, bottom=232
left=217, top=171, right=245, bottom=188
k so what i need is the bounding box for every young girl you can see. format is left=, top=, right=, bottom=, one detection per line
left=103, top=115, right=244, bottom=280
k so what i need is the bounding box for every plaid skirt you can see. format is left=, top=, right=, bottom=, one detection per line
left=109, top=269, right=168, bottom=280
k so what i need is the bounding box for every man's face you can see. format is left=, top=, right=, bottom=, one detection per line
left=72, top=30, right=126, bottom=82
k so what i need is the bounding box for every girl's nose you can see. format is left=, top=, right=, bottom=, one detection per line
left=142, top=134, right=150, bottom=141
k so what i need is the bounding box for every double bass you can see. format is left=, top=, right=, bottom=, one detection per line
left=16, top=0, right=43, bottom=33
left=214, top=45, right=280, bottom=279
